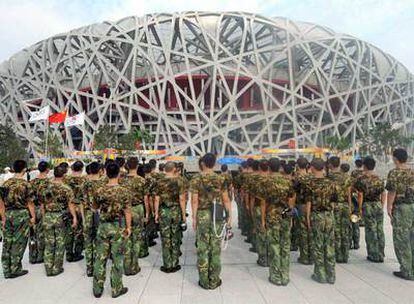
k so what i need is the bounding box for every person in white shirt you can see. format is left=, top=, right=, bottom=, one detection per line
left=0, top=167, right=15, bottom=185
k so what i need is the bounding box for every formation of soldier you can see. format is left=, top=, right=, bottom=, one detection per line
left=0, top=148, right=413, bottom=298
left=234, top=148, right=414, bottom=284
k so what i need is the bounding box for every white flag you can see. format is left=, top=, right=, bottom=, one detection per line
left=29, top=105, right=50, bottom=122
left=65, top=112, right=85, bottom=127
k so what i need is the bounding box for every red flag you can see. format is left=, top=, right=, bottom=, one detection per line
left=49, top=111, right=67, bottom=124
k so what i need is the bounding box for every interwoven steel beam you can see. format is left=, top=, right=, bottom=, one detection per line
left=0, top=12, right=413, bottom=156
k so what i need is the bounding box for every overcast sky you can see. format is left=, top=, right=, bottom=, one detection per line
left=0, top=0, right=413, bottom=71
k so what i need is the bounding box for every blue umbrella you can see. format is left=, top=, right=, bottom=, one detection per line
left=217, top=157, right=243, bottom=165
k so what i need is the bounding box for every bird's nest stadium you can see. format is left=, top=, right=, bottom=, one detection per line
left=0, top=12, right=413, bottom=157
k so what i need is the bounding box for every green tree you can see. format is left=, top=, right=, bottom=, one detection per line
left=0, top=125, right=27, bottom=170
left=92, top=125, right=118, bottom=150
left=326, top=135, right=351, bottom=154
left=92, top=126, right=155, bottom=153
left=117, top=127, right=155, bottom=152
left=117, top=131, right=136, bottom=156
left=132, top=128, right=155, bottom=150
left=360, top=122, right=413, bottom=160
left=36, top=128, right=64, bottom=158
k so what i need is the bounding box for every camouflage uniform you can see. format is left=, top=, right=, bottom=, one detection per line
left=29, top=177, right=50, bottom=263
left=306, top=176, right=337, bottom=284
left=120, top=175, right=146, bottom=275
left=83, top=178, right=107, bottom=276
left=190, top=173, right=226, bottom=289
left=240, top=172, right=253, bottom=243
left=247, top=173, right=261, bottom=252
left=386, top=168, right=414, bottom=279
left=93, top=184, right=132, bottom=297
left=1, top=178, right=32, bottom=278
left=354, top=173, right=385, bottom=262
left=144, top=172, right=165, bottom=250
left=155, top=176, right=186, bottom=269
left=263, top=173, right=294, bottom=285
left=293, top=171, right=313, bottom=264
left=350, top=169, right=363, bottom=249
left=42, top=182, right=74, bottom=276
left=251, top=174, right=269, bottom=266
left=222, top=172, right=233, bottom=196
left=232, top=173, right=243, bottom=230
left=237, top=172, right=249, bottom=237
left=328, top=171, right=352, bottom=263
left=177, top=174, right=189, bottom=246
left=63, top=175, right=86, bottom=261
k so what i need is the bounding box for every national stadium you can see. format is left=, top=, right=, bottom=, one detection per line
left=0, top=11, right=413, bottom=157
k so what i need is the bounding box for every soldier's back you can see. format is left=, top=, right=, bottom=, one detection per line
left=293, top=172, right=311, bottom=205
left=328, top=171, right=351, bottom=203
left=63, top=175, right=87, bottom=204
left=156, top=176, right=185, bottom=205
left=120, top=175, right=146, bottom=205
left=2, top=178, right=32, bottom=209
left=43, top=182, right=74, bottom=213
left=30, top=178, right=51, bottom=206
left=386, top=168, right=414, bottom=203
left=83, top=178, right=107, bottom=209
left=307, top=176, right=337, bottom=211
left=354, top=173, right=384, bottom=201
left=190, top=172, right=224, bottom=209
left=96, top=185, right=131, bottom=221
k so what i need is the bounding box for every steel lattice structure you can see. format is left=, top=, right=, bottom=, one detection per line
left=0, top=12, right=413, bottom=156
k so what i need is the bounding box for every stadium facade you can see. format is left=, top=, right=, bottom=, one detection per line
left=0, top=12, right=413, bottom=157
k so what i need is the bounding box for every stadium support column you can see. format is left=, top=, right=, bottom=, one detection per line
left=287, top=24, right=299, bottom=158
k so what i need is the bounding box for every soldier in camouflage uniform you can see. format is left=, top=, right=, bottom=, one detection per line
left=305, top=158, right=338, bottom=284
left=386, top=148, right=414, bottom=280
left=328, top=156, right=352, bottom=263
left=354, top=156, right=386, bottom=263
left=63, top=161, right=86, bottom=262
left=42, top=166, right=78, bottom=276
left=29, top=161, right=50, bottom=264
left=190, top=153, right=232, bottom=289
left=241, top=159, right=254, bottom=245
left=232, top=166, right=243, bottom=230
left=238, top=161, right=250, bottom=239
left=221, top=165, right=233, bottom=200
left=120, top=157, right=147, bottom=276
left=0, top=160, right=36, bottom=279
left=154, top=162, right=187, bottom=272
left=93, top=162, right=132, bottom=298
left=246, top=160, right=261, bottom=254
left=282, top=163, right=299, bottom=252
left=175, top=162, right=189, bottom=248
left=293, top=157, right=313, bottom=265
left=144, top=160, right=164, bottom=248
left=262, top=158, right=295, bottom=285
left=82, top=162, right=107, bottom=276
left=350, top=159, right=364, bottom=249
left=253, top=160, right=270, bottom=266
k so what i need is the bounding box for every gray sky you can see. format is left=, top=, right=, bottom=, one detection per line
left=1, top=0, right=413, bottom=71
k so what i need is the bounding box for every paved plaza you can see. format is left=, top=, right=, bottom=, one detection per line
left=1, top=203, right=413, bottom=304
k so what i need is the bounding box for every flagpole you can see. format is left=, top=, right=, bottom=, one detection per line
left=45, top=121, right=49, bottom=159
left=82, top=123, right=86, bottom=152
